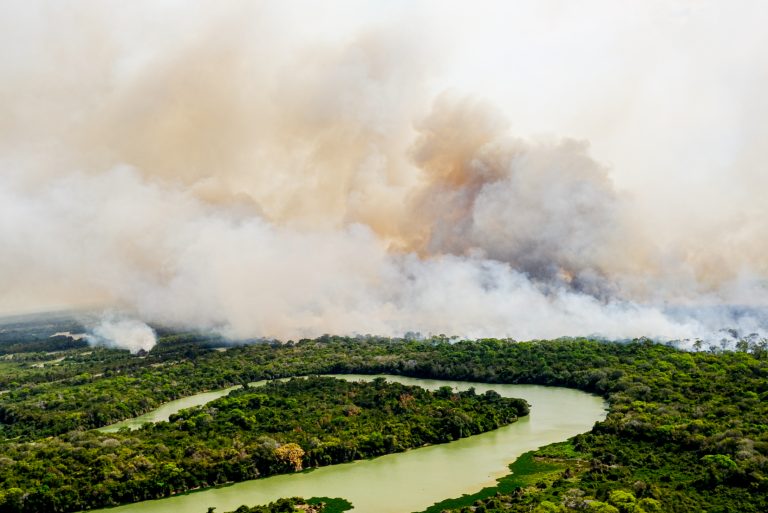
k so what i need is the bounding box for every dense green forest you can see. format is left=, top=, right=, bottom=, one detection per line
left=1, top=320, right=767, bottom=513
left=0, top=375, right=526, bottom=512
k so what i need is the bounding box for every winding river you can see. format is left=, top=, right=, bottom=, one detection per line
left=98, top=384, right=261, bottom=432
left=92, top=375, right=606, bottom=513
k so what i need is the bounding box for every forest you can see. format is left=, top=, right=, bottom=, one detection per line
left=0, top=372, right=526, bottom=512
left=1, top=320, right=767, bottom=513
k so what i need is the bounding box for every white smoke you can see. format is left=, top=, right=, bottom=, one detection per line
left=86, top=317, right=156, bottom=354
left=1, top=2, right=767, bottom=348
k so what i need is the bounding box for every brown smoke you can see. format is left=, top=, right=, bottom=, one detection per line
left=1, top=2, right=766, bottom=348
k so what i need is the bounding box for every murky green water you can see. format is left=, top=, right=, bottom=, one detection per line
left=98, top=384, right=260, bottom=432
left=90, top=375, right=606, bottom=513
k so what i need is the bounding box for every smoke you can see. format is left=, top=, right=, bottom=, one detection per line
left=404, top=95, right=631, bottom=296
left=86, top=317, right=156, bottom=354
left=1, top=1, right=767, bottom=349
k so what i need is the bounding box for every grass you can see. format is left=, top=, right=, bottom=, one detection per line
left=418, top=441, right=587, bottom=513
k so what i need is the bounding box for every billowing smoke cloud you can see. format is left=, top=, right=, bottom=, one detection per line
left=1, top=2, right=766, bottom=349
left=404, top=95, right=631, bottom=296
left=86, top=317, right=156, bottom=354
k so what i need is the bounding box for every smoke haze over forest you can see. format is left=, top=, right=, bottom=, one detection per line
left=1, top=1, right=767, bottom=349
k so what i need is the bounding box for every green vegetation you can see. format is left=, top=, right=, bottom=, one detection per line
left=418, top=443, right=665, bottom=513
left=0, top=376, right=526, bottom=512
left=401, top=338, right=768, bottom=513
left=419, top=443, right=589, bottom=513
left=1, top=327, right=768, bottom=513
left=212, top=496, right=352, bottom=513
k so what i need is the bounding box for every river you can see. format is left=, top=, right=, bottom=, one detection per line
left=98, top=384, right=258, bottom=432
left=91, top=374, right=606, bottom=513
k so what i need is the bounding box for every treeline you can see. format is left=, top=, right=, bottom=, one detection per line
left=0, top=338, right=273, bottom=438
left=0, top=377, right=526, bottom=513
left=2, top=333, right=768, bottom=511
left=212, top=496, right=352, bottom=513
left=0, top=332, right=231, bottom=391
left=0, top=335, right=88, bottom=356
left=216, top=498, right=312, bottom=513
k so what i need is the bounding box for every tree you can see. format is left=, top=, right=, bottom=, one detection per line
left=274, top=443, right=305, bottom=471
left=586, top=501, right=619, bottom=513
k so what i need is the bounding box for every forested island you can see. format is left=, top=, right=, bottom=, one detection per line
left=1, top=321, right=767, bottom=513
left=0, top=375, right=526, bottom=512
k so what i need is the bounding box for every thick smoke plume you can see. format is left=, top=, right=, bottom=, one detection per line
left=1, top=2, right=766, bottom=350
left=86, top=317, right=156, bottom=354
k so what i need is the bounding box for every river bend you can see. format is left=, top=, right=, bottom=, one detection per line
left=91, top=374, right=606, bottom=513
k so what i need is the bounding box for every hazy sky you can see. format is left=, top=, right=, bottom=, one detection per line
left=1, top=1, right=766, bottom=347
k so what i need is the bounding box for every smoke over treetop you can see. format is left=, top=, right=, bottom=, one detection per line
left=1, top=1, right=766, bottom=348
left=87, top=317, right=156, bottom=354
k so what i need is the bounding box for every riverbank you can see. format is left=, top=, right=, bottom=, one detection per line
left=85, top=376, right=605, bottom=513
left=5, top=376, right=529, bottom=513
